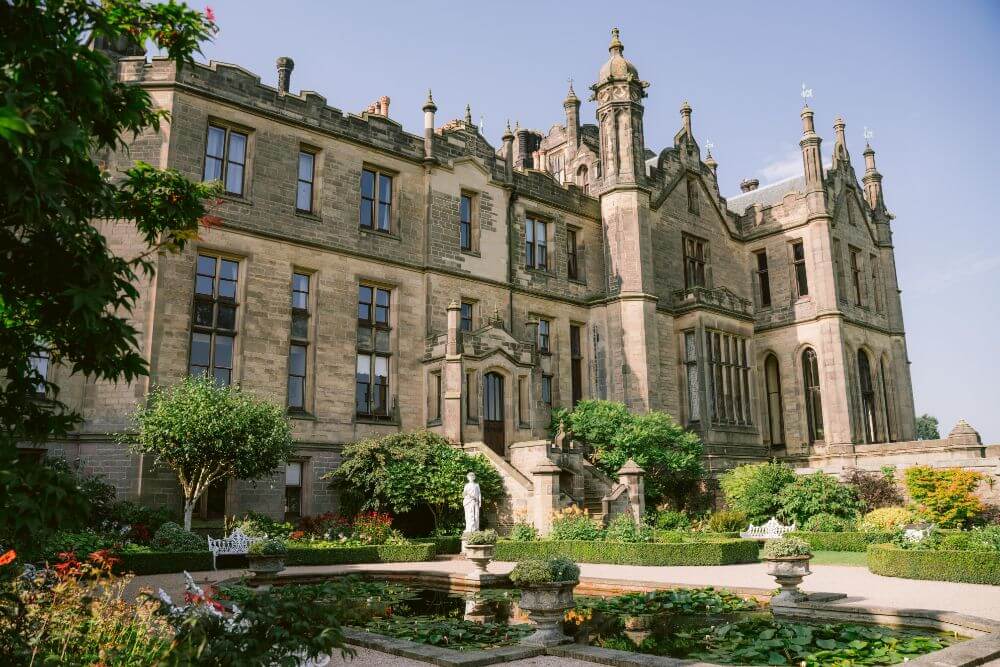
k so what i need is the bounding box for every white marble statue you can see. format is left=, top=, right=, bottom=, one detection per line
left=463, top=471, right=481, bottom=533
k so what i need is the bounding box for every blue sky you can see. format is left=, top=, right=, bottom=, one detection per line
left=193, top=0, right=1000, bottom=441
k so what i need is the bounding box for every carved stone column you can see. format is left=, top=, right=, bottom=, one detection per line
left=617, top=459, right=645, bottom=523
left=532, top=461, right=562, bottom=535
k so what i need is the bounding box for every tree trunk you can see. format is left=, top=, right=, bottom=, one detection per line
left=183, top=500, right=195, bottom=532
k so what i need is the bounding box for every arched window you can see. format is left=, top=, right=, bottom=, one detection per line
left=577, top=165, right=589, bottom=195
left=857, top=350, right=878, bottom=443
left=764, top=354, right=785, bottom=447
left=880, top=356, right=894, bottom=442
left=802, top=348, right=824, bottom=443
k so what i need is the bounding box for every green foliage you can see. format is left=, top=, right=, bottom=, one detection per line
left=40, top=529, right=119, bottom=563
left=603, top=513, right=652, bottom=543
left=550, top=506, right=604, bottom=541
left=786, top=531, right=898, bottom=552
left=126, top=376, right=294, bottom=530
left=506, top=522, right=538, bottom=542
left=465, top=529, right=497, bottom=545
left=364, top=615, right=531, bottom=650
left=761, top=536, right=812, bottom=559
left=969, top=525, right=1000, bottom=551
left=777, top=472, right=862, bottom=526
left=226, top=511, right=295, bottom=539
left=248, top=538, right=287, bottom=556
left=562, top=401, right=704, bottom=507
left=579, top=587, right=758, bottom=617
left=903, top=465, right=985, bottom=528
left=151, top=522, right=206, bottom=553
left=414, top=536, right=462, bottom=554
left=284, top=542, right=436, bottom=566
left=803, top=513, right=855, bottom=533
left=651, top=509, right=691, bottom=531
left=859, top=507, right=914, bottom=533
left=328, top=430, right=503, bottom=531
left=110, top=500, right=175, bottom=533
left=115, top=550, right=214, bottom=575
left=719, top=462, right=797, bottom=523
left=494, top=539, right=759, bottom=566
left=868, top=543, right=1000, bottom=585
left=0, top=0, right=218, bottom=552
left=508, top=556, right=580, bottom=585
left=846, top=467, right=904, bottom=513
left=915, top=413, right=941, bottom=440
left=708, top=509, right=749, bottom=533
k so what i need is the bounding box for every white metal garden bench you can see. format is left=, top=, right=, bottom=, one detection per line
left=207, top=527, right=262, bottom=569
left=739, top=517, right=796, bottom=540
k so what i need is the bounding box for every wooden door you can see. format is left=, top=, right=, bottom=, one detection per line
left=483, top=372, right=505, bottom=455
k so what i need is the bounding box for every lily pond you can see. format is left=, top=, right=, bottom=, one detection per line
left=218, top=579, right=964, bottom=666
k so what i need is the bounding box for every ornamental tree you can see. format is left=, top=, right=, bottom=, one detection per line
left=0, top=0, right=217, bottom=549
left=915, top=414, right=941, bottom=440
left=125, top=376, right=294, bottom=530
left=719, top=461, right=797, bottom=523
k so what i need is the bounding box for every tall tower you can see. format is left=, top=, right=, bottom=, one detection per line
left=591, top=29, right=659, bottom=412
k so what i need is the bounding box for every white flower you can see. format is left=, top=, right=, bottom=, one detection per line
left=157, top=588, right=176, bottom=610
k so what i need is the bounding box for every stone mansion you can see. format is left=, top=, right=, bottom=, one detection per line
left=36, top=28, right=995, bottom=528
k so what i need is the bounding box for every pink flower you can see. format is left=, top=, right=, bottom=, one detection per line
left=205, top=6, right=216, bottom=23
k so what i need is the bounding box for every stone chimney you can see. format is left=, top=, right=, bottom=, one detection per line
left=422, top=90, right=437, bottom=161
left=740, top=178, right=759, bottom=193
left=379, top=95, right=391, bottom=118
left=276, top=57, right=294, bottom=94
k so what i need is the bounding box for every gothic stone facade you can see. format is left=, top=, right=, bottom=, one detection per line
left=40, top=30, right=923, bottom=521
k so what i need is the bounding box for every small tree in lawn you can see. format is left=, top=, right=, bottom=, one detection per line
left=126, top=376, right=294, bottom=530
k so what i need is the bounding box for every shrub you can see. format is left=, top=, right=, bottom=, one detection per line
left=604, top=513, right=651, bottom=543
left=227, top=510, right=295, bottom=538
left=507, top=522, right=538, bottom=542
left=284, top=542, right=436, bottom=566
left=151, top=522, right=206, bottom=552
left=719, top=462, right=797, bottom=523
left=970, top=525, right=1000, bottom=551
left=762, top=536, right=811, bottom=559
left=352, top=511, right=397, bottom=544
left=803, top=513, right=855, bottom=533
left=904, top=466, right=985, bottom=528
left=414, top=536, right=462, bottom=554
left=297, top=512, right=350, bottom=538
left=465, top=529, right=497, bottom=545
left=494, top=539, right=759, bottom=566
left=868, top=544, right=1000, bottom=585
left=846, top=467, right=904, bottom=512
left=859, top=507, right=913, bottom=533
left=550, top=506, right=603, bottom=541
left=115, top=550, right=214, bottom=575
left=110, top=500, right=175, bottom=534
left=651, top=509, right=691, bottom=531
left=508, top=556, right=579, bottom=585
left=708, top=509, right=749, bottom=533
left=777, top=472, right=862, bottom=526
left=563, top=399, right=632, bottom=446
left=40, top=530, right=118, bottom=563
left=787, top=531, right=898, bottom=552
left=249, top=538, right=287, bottom=556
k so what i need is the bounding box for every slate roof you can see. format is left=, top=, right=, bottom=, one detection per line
left=725, top=174, right=806, bottom=215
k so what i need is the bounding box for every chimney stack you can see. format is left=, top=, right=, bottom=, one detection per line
left=502, top=120, right=514, bottom=181
left=740, top=178, right=759, bottom=193
left=379, top=96, right=391, bottom=118
left=422, top=89, right=437, bottom=161
left=276, top=57, right=294, bottom=94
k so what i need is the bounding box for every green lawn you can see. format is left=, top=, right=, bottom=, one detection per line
left=809, top=550, right=868, bottom=567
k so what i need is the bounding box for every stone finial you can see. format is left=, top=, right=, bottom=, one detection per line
left=947, top=419, right=982, bottom=444
left=704, top=150, right=718, bottom=177
left=832, top=115, right=849, bottom=166
left=422, top=89, right=437, bottom=113
left=609, top=27, right=624, bottom=54
left=564, top=79, right=580, bottom=106
left=276, top=56, right=295, bottom=94
left=447, top=299, right=461, bottom=311
left=502, top=119, right=514, bottom=140
left=464, top=104, right=473, bottom=125
left=740, top=178, right=760, bottom=192
left=618, top=459, right=645, bottom=475
left=680, top=100, right=693, bottom=138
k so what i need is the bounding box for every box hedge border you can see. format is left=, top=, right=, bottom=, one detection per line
left=285, top=542, right=436, bottom=566
left=414, top=536, right=462, bottom=554
left=115, top=551, right=214, bottom=575
left=787, top=531, right=897, bottom=552
left=494, top=539, right=758, bottom=566
left=867, top=544, right=1000, bottom=585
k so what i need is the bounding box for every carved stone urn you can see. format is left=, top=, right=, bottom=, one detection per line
left=517, top=580, right=577, bottom=646
left=765, top=555, right=811, bottom=604
left=464, top=543, right=495, bottom=575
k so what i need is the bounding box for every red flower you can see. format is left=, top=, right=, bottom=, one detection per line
left=89, top=549, right=121, bottom=569
left=0, top=550, right=15, bottom=567
left=205, top=6, right=216, bottom=23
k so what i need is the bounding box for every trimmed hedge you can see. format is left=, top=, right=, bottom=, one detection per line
left=787, top=531, right=897, bottom=552
left=494, top=539, right=758, bottom=566
left=115, top=551, right=213, bottom=575
left=868, top=544, right=1000, bottom=585
left=415, top=536, right=462, bottom=554
left=285, top=542, right=436, bottom=566
left=653, top=530, right=740, bottom=542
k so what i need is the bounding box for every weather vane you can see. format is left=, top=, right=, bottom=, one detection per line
left=479, top=115, right=485, bottom=134
left=800, top=83, right=813, bottom=104
left=706, top=140, right=715, bottom=153
left=863, top=126, right=874, bottom=144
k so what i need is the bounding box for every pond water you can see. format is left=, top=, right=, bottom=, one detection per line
left=336, top=583, right=965, bottom=665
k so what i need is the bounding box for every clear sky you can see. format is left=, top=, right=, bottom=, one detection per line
left=191, top=0, right=1000, bottom=442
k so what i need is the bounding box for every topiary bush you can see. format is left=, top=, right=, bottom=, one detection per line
left=803, top=513, right=855, bottom=533
left=903, top=466, right=985, bottom=528
left=248, top=538, right=287, bottom=556
left=151, top=522, right=206, bottom=552
left=859, top=507, right=913, bottom=533
left=719, top=462, right=797, bottom=523
left=508, top=556, right=579, bottom=585
left=762, top=536, right=812, bottom=559
left=465, top=529, right=497, bottom=545
left=603, top=513, right=651, bottom=543
left=777, top=472, right=862, bottom=526
left=867, top=544, right=1000, bottom=585
left=550, top=506, right=603, bottom=541
left=708, top=509, right=749, bottom=533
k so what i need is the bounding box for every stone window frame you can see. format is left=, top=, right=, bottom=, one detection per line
left=686, top=176, right=700, bottom=215
left=681, top=329, right=701, bottom=425
left=427, top=369, right=442, bottom=425
left=833, top=238, right=848, bottom=304
left=359, top=163, right=397, bottom=235
left=790, top=239, right=810, bottom=300
left=541, top=373, right=553, bottom=406
left=682, top=233, right=710, bottom=290
left=566, top=225, right=583, bottom=283
left=28, top=344, right=50, bottom=398
left=459, top=189, right=481, bottom=254
left=524, top=213, right=554, bottom=273
left=464, top=369, right=480, bottom=425
left=752, top=248, right=771, bottom=309
left=517, top=374, right=531, bottom=429
left=188, top=250, right=244, bottom=387
left=459, top=300, right=476, bottom=333
left=870, top=252, right=883, bottom=314
left=284, top=458, right=312, bottom=521
left=849, top=245, right=865, bottom=307
left=295, top=145, right=320, bottom=216
left=355, top=280, right=396, bottom=422
left=801, top=346, right=825, bottom=444
left=536, top=317, right=552, bottom=354
left=703, top=328, right=753, bottom=428
left=202, top=119, right=254, bottom=200
left=287, top=269, right=316, bottom=416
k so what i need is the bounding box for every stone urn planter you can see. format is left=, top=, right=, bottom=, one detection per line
left=464, top=543, right=495, bottom=574
left=248, top=553, right=286, bottom=575
left=517, top=580, right=578, bottom=646
left=765, top=555, right=811, bottom=604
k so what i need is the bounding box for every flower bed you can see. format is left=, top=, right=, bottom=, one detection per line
left=493, top=539, right=758, bottom=566
left=867, top=544, right=1000, bottom=585
left=786, top=531, right=897, bottom=552
left=285, top=542, right=436, bottom=566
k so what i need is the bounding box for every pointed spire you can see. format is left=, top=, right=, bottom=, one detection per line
left=704, top=142, right=718, bottom=177
left=502, top=118, right=514, bottom=140
left=609, top=27, right=624, bottom=55
left=832, top=116, right=849, bottom=166
left=862, top=140, right=884, bottom=211
left=422, top=88, right=436, bottom=113
left=464, top=104, right=472, bottom=125
left=564, top=79, right=580, bottom=106
left=680, top=100, right=693, bottom=139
